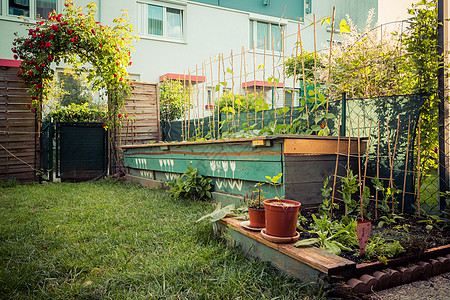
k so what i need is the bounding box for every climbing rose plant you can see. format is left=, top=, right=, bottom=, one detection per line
left=12, top=1, right=138, bottom=127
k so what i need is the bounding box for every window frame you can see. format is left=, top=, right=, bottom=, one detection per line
left=249, top=14, right=287, bottom=55
left=137, top=0, right=186, bottom=44
left=0, top=0, right=60, bottom=22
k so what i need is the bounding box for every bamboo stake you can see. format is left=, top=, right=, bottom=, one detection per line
left=195, top=65, right=200, bottom=138
left=386, top=119, right=394, bottom=213
left=253, top=41, right=257, bottom=129
left=362, top=120, right=373, bottom=218
left=416, top=117, right=422, bottom=217
left=209, top=57, right=215, bottom=139
left=331, top=116, right=341, bottom=218
left=298, top=23, right=309, bottom=127
left=291, top=25, right=300, bottom=124
left=183, top=70, right=187, bottom=141
left=326, top=7, right=336, bottom=119
left=376, top=121, right=380, bottom=219
left=402, top=116, right=411, bottom=213
left=239, top=48, right=243, bottom=131
left=230, top=50, right=235, bottom=132
left=202, top=62, right=206, bottom=138
left=244, top=48, right=249, bottom=128
left=358, top=117, right=363, bottom=220
left=313, top=14, right=318, bottom=119
left=262, top=37, right=266, bottom=128
left=217, top=55, right=221, bottom=138
left=282, top=29, right=286, bottom=125
left=345, top=118, right=352, bottom=216
left=272, top=36, right=277, bottom=124
left=221, top=53, right=228, bottom=132
left=188, top=69, right=192, bottom=140
left=390, top=115, right=401, bottom=214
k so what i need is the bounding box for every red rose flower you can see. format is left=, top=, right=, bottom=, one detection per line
left=13, top=54, right=18, bottom=60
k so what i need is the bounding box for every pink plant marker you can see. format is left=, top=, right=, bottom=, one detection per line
left=357, top=221, right=371, bottom=257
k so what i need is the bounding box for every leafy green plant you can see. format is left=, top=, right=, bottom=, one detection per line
left=418, top=214, right=448, bottom=232
left=214, top=91, right=268, bottom=115
left=245, top=183, right=265, bottom=209
left=196, top=203, right=235, bottom=223
left=265, top=173, right=283, bottom=199
left=319, top=176, right=339, bottom=218
left=167, top=166, right=212, bottom=201
left=44, top=103, right=107, bottom=122
left=159, top=78, right=192, bottom=122
left=0, top=177, right=19, bottom=188
left=339, top=170, right=359, bottom=215
left=377, top=213, right=405, bottom=228
left=365, top=237, right=404, bottom=262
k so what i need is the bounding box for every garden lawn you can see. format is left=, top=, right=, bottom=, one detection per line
left=0, top=180, right=319, bottom=299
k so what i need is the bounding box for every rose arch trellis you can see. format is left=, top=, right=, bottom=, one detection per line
left=12, top=1, right=139, bottom=174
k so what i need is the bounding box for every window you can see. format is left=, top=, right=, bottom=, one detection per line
left=138, top=1, right=185, bottom=41
left=250, top=20, right=283, bottom=52
left=7, top=0, right=56, bottom=19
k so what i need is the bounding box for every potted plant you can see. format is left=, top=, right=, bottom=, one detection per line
left=263, top=173, right=301, bottom=238
left=245, top=183, right=266, bottom=229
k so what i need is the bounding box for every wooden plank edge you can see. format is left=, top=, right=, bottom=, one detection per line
left=218, top=217, right=356, bottom=275
left=124, top=174, right=167, bottom=189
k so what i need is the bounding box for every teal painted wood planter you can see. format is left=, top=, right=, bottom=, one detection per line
left=120, top=135, right=365, bottom=207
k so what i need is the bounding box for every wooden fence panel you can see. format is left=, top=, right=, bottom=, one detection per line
left=0, top=67, right=38, bottom=183
left=119, top=81, right=160, bottom=145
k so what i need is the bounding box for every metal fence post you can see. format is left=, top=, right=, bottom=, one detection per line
left=340, top=92, right=346, bottom=137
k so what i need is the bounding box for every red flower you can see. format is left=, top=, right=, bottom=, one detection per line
left=116, top=62, right=119, bottom=66
left=119, top=78, right=123, bottom=81
left=91, top=29, right=96, bottom=34
left=433, top=147, right=438, bottom=153
left=41, top=63, right=45, bottom=67
left=49, top=34, right=54, bottom=40
left=118, top=114, right=122, bottom=118
left=13, top=54, right=18, bottom=60
left=45, top=42, right=51, bottom=48
left=28, top=70, right=33, bottom=76
left=67, top=29, right=73, bottom=34
left=71, top=38, right=75, bottom=43
left=27, top=104, right=30, bottom=109
left=48, top=55, right=53, bottom=61
left=31, top=109, right=35, bottom=113
left=129, top=62, right=132, bottom=66
left=114, top=74, right=117, bottom=77
left=320, top=123, right=325, bottom=128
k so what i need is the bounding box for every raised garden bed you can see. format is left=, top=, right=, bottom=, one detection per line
left=215, top=216, right=450, bottom=295
left=120, top=135, right=365, bottom=207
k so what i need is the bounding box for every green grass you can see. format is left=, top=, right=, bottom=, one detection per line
left=0, top=180, right=319, bottom=299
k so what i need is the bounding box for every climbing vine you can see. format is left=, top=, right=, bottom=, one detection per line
left=12, top=0, right=139, bottom=128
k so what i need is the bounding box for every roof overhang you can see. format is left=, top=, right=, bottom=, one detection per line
left=0, top=59, right=21, bottom=68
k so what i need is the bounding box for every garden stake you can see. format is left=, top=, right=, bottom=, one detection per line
left=313, top=14, right=318, bottom=119
left=331, top=116, right=342, bottom=218
left=272, top=36, right=277, bottom=125
left=298, top=23, right=309, bottom=126
left=262, top=37, right=266, bottom=127
left=362, top=120, right=373, bottom=212
left=209, top=57, right=215, bottom=139
left=291, top=27, right=299, bottom=124
left=182, top=70, right=187, bottom=140
left=195, top=64, right=201, bottom=138
left=239, top=48, right=243, bottom=131
left=345, top=117, right=352, bottom=215
left=358, top=117, right=363, bottom=220
left=390, top=115, right=401, bottom=213
left=253, top=41, right=257, bottom=129
left=325, top=7, right=336, bottom=119
left=376, top=121, right=380, bottom=219
left=203, top=61, right=208, bottom=139
left=217, top=55, right=221, bottom=137
left=386, top=119, right=394, bottom=213
left=188, top=69, right=192, bottom=140
left=243, top=47, right=249, bottom=128
left=417, top=117, right=421, bottom=217
left=282, top=29, right=286, bottom=125
left=402, top=116, right=411, bottom=213
left=230, top=50, right=235, bottom=132
left=220, top=53, right=229, bottom=132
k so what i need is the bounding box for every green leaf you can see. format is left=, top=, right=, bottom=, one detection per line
left=196, top=203, right=235, bottom=223
left=321, top=17, right=331, bottom=27
left=294, top=238, right=319, bottom=247
left=323, top=241, right=341, bottom=255
left=311, top=125, right=321, bottom=132
left=339, top=19, right=351, bottom=34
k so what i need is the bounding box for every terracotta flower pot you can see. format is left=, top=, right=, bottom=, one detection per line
left=248, top=207, right=265, bottom=228
left=263, top=199, right=301, bottom=237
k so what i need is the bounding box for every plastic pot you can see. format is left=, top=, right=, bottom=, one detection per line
left=248, top=207, right=265, bottom=228
left=263, top=199, right=301, bottom=237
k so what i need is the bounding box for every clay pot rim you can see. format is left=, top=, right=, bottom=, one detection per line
left=263, top=199, right=301, bottom=208
left=248, top=206, right=265, bottom=211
